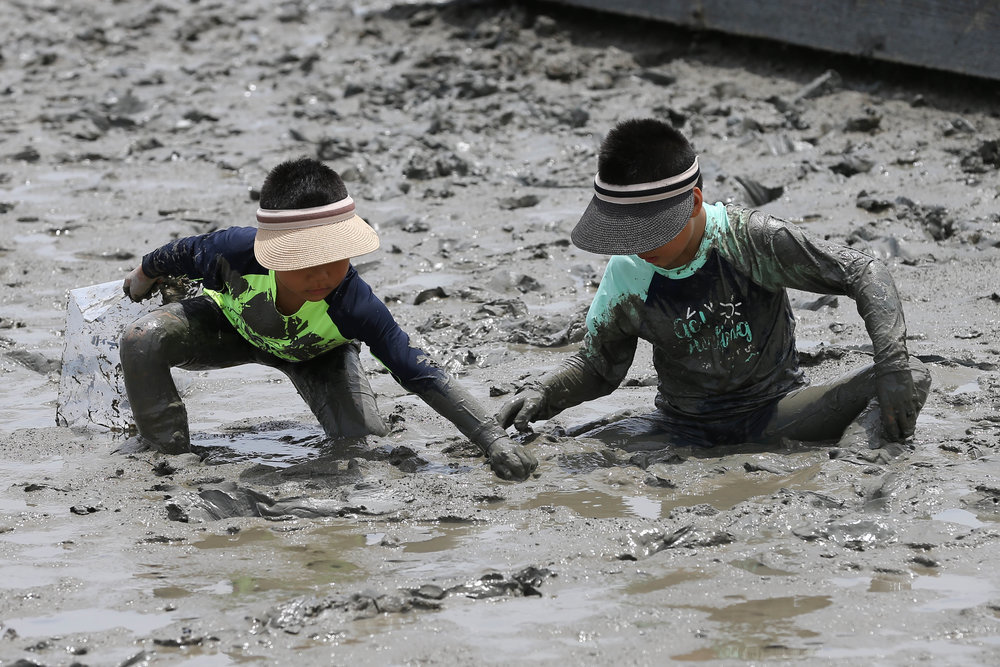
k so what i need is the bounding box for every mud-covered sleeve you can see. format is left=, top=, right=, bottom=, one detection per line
left=140, top=226, right=259, bottom=291
left=531, top=260, right=643, bottom=416
left=338, top=277, right=508, bottom=452
left=724, top=207, right=909, bottom=373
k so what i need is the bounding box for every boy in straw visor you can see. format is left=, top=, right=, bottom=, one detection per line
left=120, top=157, right=537, bottom=481
left=499, top=118, right=930, bottom=459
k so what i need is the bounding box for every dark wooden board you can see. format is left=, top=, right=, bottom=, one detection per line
left=539, top=0, right=1000, bottom=81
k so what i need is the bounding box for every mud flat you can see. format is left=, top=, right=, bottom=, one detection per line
left=1, top=1, right=1000, bottom=665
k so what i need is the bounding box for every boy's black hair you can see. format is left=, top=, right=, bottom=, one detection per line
left=598, top=118, right=703, bottom=189
left=259, top=157, right=348, bottom=210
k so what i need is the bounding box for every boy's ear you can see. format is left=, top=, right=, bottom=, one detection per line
left=690, top=186, right=704, bottom=219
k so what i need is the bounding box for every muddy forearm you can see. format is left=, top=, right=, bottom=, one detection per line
left=530, top=352, right=621, bottom=418
left=742, top=211, right=911, bottom=374
left=852, top=259, right=910, bottom=373
left=414, top=380, right=508, bottom=454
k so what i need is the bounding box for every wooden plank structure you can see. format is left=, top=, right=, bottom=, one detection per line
left=540, top=0, right=1000, bottom=81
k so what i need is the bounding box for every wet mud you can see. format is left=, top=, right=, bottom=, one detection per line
left=2, top=0, right=1000, bottom=665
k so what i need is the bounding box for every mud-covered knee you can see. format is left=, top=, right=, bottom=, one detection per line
left=120, top=312, right=175, bottom=365
left=120, top=319, right=149, bottom=367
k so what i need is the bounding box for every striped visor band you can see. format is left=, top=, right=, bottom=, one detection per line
left=593, top=157, right=700, bottom=205
left=256, top=197, right=356, bottom=231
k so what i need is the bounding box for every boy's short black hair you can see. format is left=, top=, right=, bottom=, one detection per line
left=259, top=157, right=348, bottom=210
left=598, top=118, right=703, bottom=189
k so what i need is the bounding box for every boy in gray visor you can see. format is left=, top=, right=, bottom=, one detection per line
left=499, top=118, right=930, bottom=458
left=120, top=157, right=536, bottom=481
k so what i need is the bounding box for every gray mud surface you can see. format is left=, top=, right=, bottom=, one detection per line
left=2, top=1, right=1000, bottom=665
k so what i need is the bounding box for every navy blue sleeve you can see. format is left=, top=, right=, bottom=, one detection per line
left=331, top=270, right=507, bottom=449
left=143, top=235, right=504, bottom=448
left=330, top=269, right=447, bottom=391
left=140, top=226, right=263, bottom=291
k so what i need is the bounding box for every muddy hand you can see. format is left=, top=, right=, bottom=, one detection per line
left=123, top=265, right=160, bottom=302
left=497, top=387, right=544, bottom=432
left=876, top=368, right=917, bottom=441
left=487, top=436, right=537, bottom=481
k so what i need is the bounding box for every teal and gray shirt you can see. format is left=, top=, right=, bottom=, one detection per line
left=537, top=202, right=909, bottom=420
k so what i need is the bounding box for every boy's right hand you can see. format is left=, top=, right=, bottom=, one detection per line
left=496, top=387, right=545, bottom=432
left=123, top=265, right=160, bottom=302
left=487, top=436, right=538, bottom=481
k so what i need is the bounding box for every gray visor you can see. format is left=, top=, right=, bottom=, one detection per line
left=571, top=157, right=700, bottom=255
left=571, top=190, right=695, bottom=255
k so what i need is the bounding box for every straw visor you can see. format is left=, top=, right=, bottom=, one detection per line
left=571, top=157, right=700, bottom=255
left=253, top=197, right=380, bottom=271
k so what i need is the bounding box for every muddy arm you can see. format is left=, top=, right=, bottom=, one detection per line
left=525, top=332, right=638, bottom=420
left=414, top=379, right=538, bottom=480
left=412, top=379, right=510, bottom=454
left=727, top=208, right=910, bottom=373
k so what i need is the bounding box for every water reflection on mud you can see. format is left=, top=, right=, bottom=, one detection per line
left=831, top=570, right=998, bottom=612
left=513, top=462, right=822, bottom=520
left=662, top=463, right=822, bottom=515
left=517, top=488, right=640, bottom=518
left=625, top=567, right=713, bottom=595
left=3, top=607, right=175, bottom=639
left=193, top=425, right=332, bottom=468
left=670, top=595, right=829, bottom=661
left=400, top=524, right=474, bottom=554
left=134, top=523, right=370, bottom=597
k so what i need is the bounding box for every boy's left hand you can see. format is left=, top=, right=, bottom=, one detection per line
left=123, top=265, right=160, bottom=302
left=876, top=368, right=917, bottom=441
left=487, top=437, right=538, bottom=481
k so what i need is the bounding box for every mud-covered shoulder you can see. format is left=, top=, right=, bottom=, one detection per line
left=719, top=203, right=883, bottom=291
left=722, top=203, right=798, bottom=247
left=586, top=255, right=654, bottom=336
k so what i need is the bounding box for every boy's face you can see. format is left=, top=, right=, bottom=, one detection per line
left=274, top=258, right=350, bottom=304
left=635, top=187, right=704, bottom=269
left=635, top=220, right=696, bottom=268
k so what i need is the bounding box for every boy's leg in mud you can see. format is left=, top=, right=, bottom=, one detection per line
left=119, top=297, right=259, bottom=454
left=277, top=342, right=390, bottom=440
left=763, top=357, right=931, bottom=446
left=575, top=411, right=699, bottom=467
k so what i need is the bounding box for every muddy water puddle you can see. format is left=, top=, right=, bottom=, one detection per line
left=176, top=523, right=368, bottom=594
left=377, top=523, right=522, bottom=581
left=396, top=523, right=473, bottom=555
left=831, top=571, right=998, bottom=611
left=515, top=463, right=822, bottom=520
left=669, top=594, right=830, bottom=661
left=3, top=607, right=176, bottom=639
left=932, top=363, right=985, bottom=397
left=625, top=567, right=714, bottom=595
left=932, top=507, right=988, bottom=528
